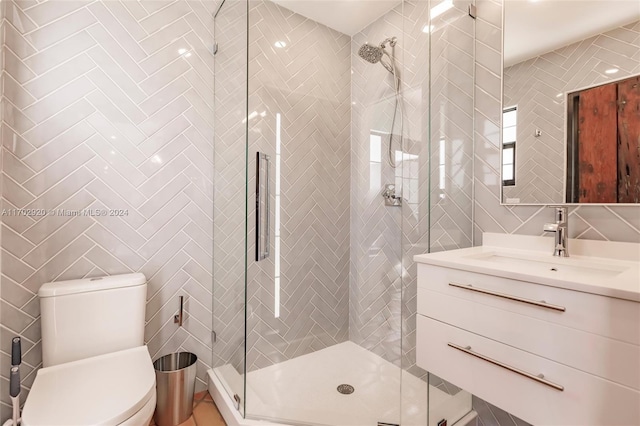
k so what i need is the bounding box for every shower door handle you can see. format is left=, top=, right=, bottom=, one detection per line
left=256, top=152, right=270, bottom=261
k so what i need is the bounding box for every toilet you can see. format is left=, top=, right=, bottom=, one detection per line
left=21, top=273, right=156, bottom=426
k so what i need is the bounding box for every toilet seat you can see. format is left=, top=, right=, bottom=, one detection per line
left=22, top=346, right=155, bottom=426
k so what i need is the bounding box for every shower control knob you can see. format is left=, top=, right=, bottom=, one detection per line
left=382, top=184, right=402, bottom=207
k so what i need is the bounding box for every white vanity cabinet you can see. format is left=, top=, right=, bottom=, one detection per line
left=415, top=234, right=640, bottom=426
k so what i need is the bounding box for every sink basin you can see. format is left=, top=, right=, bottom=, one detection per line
left=465, top=252, right=629, bottom=278
left=414, top=233, right=640, bottom=302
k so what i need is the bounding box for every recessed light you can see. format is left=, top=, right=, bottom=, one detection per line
left=605, top=68, right=619, bottom=74
left=274, top=41, right=286, bottom=48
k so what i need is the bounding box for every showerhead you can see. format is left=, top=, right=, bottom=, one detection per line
left=358, top=37, right=397, bottom=74
left=358, top=43, right=383, bottom=65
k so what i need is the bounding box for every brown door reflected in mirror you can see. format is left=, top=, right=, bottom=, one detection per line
left=618, top=76, right=640, bottom=203
left=569, top=75, right=640, bottom=203
left=577, top=83, right=618, bottom=203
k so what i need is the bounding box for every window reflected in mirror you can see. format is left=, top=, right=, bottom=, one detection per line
left=502, top=107, right=517, bottom=187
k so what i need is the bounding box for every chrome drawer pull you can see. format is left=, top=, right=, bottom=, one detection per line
left=448, top=342, right=565, bottom=391
left=449, top=282, right=566, bottom=312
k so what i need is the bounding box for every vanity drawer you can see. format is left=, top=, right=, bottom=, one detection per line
left=416, top=315, right=640, bottom=426
left=417, top=264, right=640, bottom=345
left=419, top=287, right=640, bottom=390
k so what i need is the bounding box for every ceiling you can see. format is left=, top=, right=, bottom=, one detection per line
left=271, top=0, right=402, bottom=35
left=505, top=0, right=640, bottom=67
left=269, top=0, right=639, bottom=65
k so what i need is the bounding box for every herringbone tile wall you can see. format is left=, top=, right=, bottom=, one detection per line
left=0, top=0, right=217, bottom=418
left=428, top=0, right=474, bottom=254
left=244, top=0, right=351, bottom=373
left=351, top=1, right=405, bottom=368
left=0, top=1, right=7, bottom=419
left=472, top=395, right=531, bottom=426
left=503, top=21, right=640, bottom=204
left=474, top=0, right=640, bottom=247
left=428, top=0, right=478, bottom=393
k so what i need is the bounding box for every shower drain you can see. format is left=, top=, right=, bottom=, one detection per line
left=337, top=384, right=355, bottom=395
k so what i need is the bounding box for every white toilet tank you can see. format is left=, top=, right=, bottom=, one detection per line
left=38, top=273, right=147, bottom=367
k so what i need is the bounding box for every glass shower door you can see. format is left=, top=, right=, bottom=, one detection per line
left=212, top=0, right=248, bottom=415
left=424, top=0, right=476, bottom=424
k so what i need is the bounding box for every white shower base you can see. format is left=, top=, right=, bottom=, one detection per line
left=208, top=341, right=474, bottom=426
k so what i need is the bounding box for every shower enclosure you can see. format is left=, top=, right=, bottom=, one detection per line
left=211, top=0, right=477, bottom=424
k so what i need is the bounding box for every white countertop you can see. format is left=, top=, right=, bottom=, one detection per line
left=414, top=233, right=640, bottom=302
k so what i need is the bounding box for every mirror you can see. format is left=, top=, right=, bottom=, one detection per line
left=501, top=0, right=640, bottom=205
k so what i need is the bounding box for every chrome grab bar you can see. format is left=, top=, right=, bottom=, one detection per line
left=256, top=152, right=270, bottom=261
left=448, top=342, right=564, bottom=391
left=449, top=282, right=566, bottom=312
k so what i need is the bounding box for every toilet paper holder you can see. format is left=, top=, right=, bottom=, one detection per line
left=173, top=296, right=184, bottom=326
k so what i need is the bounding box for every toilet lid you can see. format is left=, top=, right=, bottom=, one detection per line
left=22, top=346, right=155, bottom=426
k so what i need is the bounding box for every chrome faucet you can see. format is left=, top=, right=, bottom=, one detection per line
left=543, top=206, right=569, bottom=257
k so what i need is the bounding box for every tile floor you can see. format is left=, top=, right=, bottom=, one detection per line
left=150, top=391, right=226, bottom=426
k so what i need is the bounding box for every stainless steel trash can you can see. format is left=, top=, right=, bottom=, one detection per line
left=153, top=352, right=198, bottom=426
